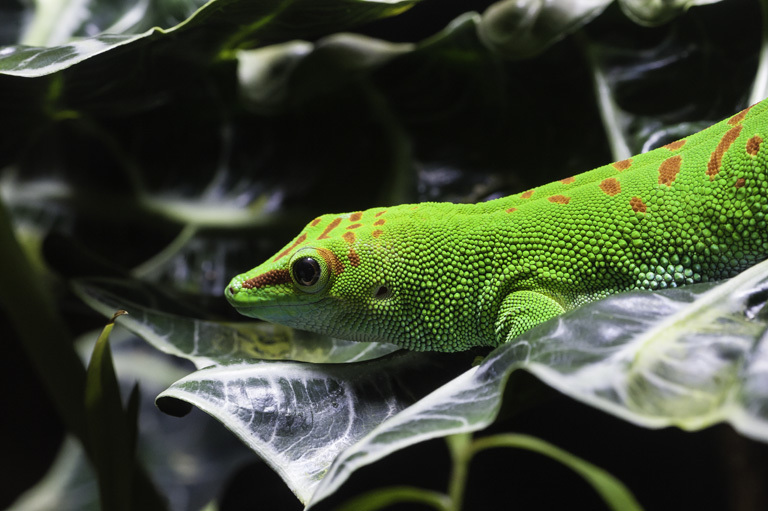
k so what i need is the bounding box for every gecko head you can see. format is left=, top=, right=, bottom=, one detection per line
left=225, top=211, right=398, bottom=341
left=226, top=245, right=346, bottom=314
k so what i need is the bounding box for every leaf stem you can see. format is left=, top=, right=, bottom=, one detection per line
left=334, top=486, right=451, bottom=511
left=445, top=433, right=473, bottom=511
left=575, top=31, right=632, bottom=162
left=469, top=434, right=644, bottom=511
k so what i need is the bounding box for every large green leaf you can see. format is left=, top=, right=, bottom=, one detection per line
left=156, top=351, right=472, bottom=503
left=73, top=278, right=400, bottom=366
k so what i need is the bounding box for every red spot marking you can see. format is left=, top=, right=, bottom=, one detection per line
left=317, top=217, right=342, bottom=240
left=349, top=212, right=363, bottom=222
left=372, top=230, right=383, bottom=238
left=612, top=159, right=632, bottom=171
left=599, top=177, right=621, bottom=196
left=375, top=210, right=387, bottom=217
left=347, top=223, right=362, bottom=230
left=630, top=197, right=647, bottom=214
left=310, top=218, right=321, bottom=227
left=374, top=219, right=385, bottom=226
left=735, top=178, right=746, bottom=188
left=273, top=234, right=307, bottom=262
left=658, top=155, right=682, bottom=186
left=728, top=105, right=754, bottom=126
left=663, top=140, right=686, bottom=151
left=348, top=248, right=360, bottom=267
left=410, top=206, right=419, bottom=210
left=505, top=207, right=517, bottom=213
left=242, top=269, right=291, bottom=289
left=560, top=177, right=575, bottom=184
left=547, top=195, right=570, bottom=204
left=520, top=190, right=534, bottom=199
left=342, top=231, right=356, bottom=244
left=707, top=125, right=743, bottom=180
left=747, top=135, right=762, bottom=156
left=318, top=248, right=344, bottom=276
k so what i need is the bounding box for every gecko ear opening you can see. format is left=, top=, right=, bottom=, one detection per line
left=373, top=284, right=391, bottom=299
left=289, top=247, right=331, bottom=294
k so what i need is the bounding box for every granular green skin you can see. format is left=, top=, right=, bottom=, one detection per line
left=226, top=101, right=768, bottom=352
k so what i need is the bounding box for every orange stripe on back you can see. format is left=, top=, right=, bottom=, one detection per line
left=747, top=135, right=762, bottom=156
left=728, top=105, right=754, bottom=126
left=612, top=159, right=632, bottom=171
left=599, top=177, right=621, bottom=196
left=548, top=195, right=570, bottom=204
left=317, top=218, right=342, bottom=239
left=707, top=125, right=743, bottom=180
left=348, top=248, right=360, bottom=267
left=658, top=155, right=682, bottom=186
left=663, top=140, right=686, bottom=151
left=630, top=197, right=647, bottom=213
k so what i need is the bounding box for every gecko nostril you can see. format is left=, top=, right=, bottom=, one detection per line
left=228, top=285, right=238, bottom=296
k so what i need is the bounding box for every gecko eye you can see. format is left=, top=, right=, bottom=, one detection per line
left=293, top=257, right=320, bottom=287
left=288, top=247, right=332, bottom=294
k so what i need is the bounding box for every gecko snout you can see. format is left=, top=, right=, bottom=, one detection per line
left=226, top=283, right=241, bottom=299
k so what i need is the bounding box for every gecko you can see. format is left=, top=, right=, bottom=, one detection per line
left=226, top=100, right=768, bottom=352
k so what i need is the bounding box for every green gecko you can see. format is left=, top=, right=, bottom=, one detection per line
left=226, top=100, right=768, bottom=352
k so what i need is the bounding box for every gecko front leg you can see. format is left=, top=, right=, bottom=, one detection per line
left=494, top=290, right=565, bottom=345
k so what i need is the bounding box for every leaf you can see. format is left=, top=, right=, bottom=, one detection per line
left=0, top=192, right=88, bottom=441
left=84, top=311, right=165, bottom=511
left=478, top=0, right=610, bottom=59
left=19, top=0, right=208, bottom=46
left=0, top=0, right=421, bottom=77
left=332, top=486, right=451, bottom=511
left=73, top=277, right=400, bottom=367
left=10, top=327, right=256, bottom=511
left=0, top=32, right=159, bottom=77
left=237, top=35, right=414, bottom=111
left=618, top=0, right=724, bottom=27
left=155, top=351, right=474, bottom=503
left=523, top=265, right=768, bottom=436
left=5, top=436, right=99, bottom=511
